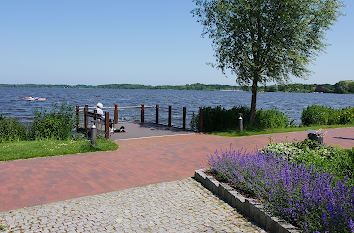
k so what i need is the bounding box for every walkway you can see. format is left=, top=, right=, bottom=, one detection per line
left=0, top=127, right=352, bottom=212
left=0, top=178, right=265, bottom=232
left=110, top=122, right=193, bottom=140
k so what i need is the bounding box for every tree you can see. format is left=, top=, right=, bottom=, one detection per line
left=192, top=0, right=342, bottom=123
left=348, top=81, right=354, bottom=93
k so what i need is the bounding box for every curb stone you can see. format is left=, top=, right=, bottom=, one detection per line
left=194, top=168, right=300, bottom=233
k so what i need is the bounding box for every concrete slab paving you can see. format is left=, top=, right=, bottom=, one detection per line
left=0, top=178, right=266, bottom=233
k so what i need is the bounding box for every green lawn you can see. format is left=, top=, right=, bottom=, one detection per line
left=210, top=124, right=354, bottom=137
left=0, top=138, right=118, bottom=161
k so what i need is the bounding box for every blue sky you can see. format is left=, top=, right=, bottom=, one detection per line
left=0, top=0, right=352, bottom=85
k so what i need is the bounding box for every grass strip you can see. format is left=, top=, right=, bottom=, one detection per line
left=0, top=138, right=118, bottom=161
left=210, top=124, right=354, bottom=137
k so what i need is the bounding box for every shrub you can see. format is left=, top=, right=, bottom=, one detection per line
left=209, top=147, right=354, bottom=233
left=261, top=138, right=354, bottom=183
left=190, top=105, right=250, bottom=132
left=29, top=104, right=75, bottom=140
left=254, top=108, right=290, bottom=129
left=190, top=106, right=289, bottom=132
left=301, top=105, right=353, bottom=126
left=339, top=107, right=354, bottom=124
left=0, top=115, right=28, bottom=142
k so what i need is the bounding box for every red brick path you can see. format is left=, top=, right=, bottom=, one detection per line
left=0, top=127, right=352, bottom=212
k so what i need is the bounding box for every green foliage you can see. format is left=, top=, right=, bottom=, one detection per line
left=254, top=109, right=290, bottom=129
left=261, top=138, right=354, bottom=184
left=258, top=80, right=354, bottom=94
left=30, top=104, right=75, bottom=140
left=301, top=105, right=353, bottom=126
left=339, top=107, right=354, bottom=124
left=192, top=0, right=342, bottom=123
left=334, top=80, right=352, bottom=94
left=0, top=115, right=28, bottom=142
left=191, top=106, right=289, bottom=132
left=191, top=106, right=250, bottom=132
left=1, top=81, right=353, bottom=93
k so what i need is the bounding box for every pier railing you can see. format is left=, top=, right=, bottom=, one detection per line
left=76, top=104, right=203, bottom=138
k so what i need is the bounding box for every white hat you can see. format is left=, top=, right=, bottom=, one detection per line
left=97, top=103, right=103, bottom=109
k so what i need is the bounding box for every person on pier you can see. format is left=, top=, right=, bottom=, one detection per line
left=96, top=102, right=125, bottom=132
left=96, top=102, right=105, bottom=119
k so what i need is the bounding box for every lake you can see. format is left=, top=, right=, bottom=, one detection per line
left=0, top=87, right=353, bottom=127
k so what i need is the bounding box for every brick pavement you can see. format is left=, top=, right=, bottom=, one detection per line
left=0, top=178, right=266, bottom=233
left=0, top=127, right=352, bottom=212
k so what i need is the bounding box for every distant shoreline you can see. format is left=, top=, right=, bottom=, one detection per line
left=0, top=81, right=353, bottom=94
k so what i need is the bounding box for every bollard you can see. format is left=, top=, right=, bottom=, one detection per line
left=91, top=124, right=97, bottom=146
left=238, top=114, right=243, bottom=132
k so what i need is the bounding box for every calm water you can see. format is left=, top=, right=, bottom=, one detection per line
left=0, top=87, right=353, bottom=127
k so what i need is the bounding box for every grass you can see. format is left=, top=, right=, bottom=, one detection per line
left=0, top=138, right=118, bottom=161
left=210, top=123, right=354, bottom=137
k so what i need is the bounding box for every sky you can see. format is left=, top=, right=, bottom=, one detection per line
left=0, top=0, right=353, bottom=86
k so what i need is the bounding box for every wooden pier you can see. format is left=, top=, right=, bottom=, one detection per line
left=76, top=104, right=204, bottom=139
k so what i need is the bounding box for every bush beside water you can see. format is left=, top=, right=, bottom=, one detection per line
left=0, top=104, right=118, bottom=161
left=30, top=104, right=75, bottom=140
left=191, top=105, right=352, bottom=132
left=0, top=115, right=27, bottom=142
left=0, top=104, right=75, bottom=142
left=191, top=105, right=290, bottom=132
left=301, top=105, right=353, bottom=126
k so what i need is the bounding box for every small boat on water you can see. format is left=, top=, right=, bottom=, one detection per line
left=20, top=96, right=47, bottom=101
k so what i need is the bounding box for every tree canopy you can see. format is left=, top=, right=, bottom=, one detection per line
left=192, top=0, right=343, bottom=122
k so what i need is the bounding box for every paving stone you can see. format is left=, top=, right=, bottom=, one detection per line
left=0, top=178, right=266, bottom=232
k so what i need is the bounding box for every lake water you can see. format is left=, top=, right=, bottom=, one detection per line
left=0, top=87, right=353, bottom=127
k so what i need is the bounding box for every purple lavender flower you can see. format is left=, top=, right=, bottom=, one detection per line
left=208, top=145, right=354, bottom=233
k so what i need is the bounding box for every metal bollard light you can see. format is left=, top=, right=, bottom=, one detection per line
left=91, top=124, right=97, bottom=146
left=238, top=114, right=243, bottom=132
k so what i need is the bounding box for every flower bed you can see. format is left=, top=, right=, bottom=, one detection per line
left=261, top=138, right=353, bottom=185
left=209, top=146, right=354, bottom=233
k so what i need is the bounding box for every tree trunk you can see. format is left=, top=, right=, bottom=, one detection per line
left=249, top=79, right=258, bottom=124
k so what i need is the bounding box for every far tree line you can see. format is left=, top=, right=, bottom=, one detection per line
left=257, top=80, right=354, bottom=94
left=0, top=80, right=353, bottom=93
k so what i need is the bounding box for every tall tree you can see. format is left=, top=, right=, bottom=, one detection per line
left=192, top=0, right=342, bottom=123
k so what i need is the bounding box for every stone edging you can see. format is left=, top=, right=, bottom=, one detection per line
left=194, top=169, right=300, bottom=233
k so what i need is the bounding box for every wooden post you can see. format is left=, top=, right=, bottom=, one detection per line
left=93, top=109, right=97, bottom=126
left=76, top=105, right=79, bottom=132
left=182, top=107, right=186, bottom=130
left=105, top=111, right=109, bottom=139
left=114, top=104, right=118, bottom=124
left=168, top=106, right=172, bottom=127
left=199, top=108, right=203, bottom=133
left=84, top=105, right=88, bottom=134
left=141, top=104, right=145, bottom=123
left=156, top=104, right=159, bottom=124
